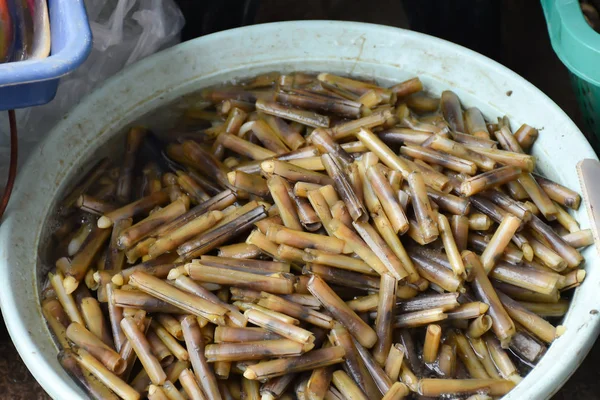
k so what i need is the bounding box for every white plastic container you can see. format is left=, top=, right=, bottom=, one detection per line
left=0, top=21, right=597, bottom=399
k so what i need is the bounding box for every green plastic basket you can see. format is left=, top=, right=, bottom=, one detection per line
left=542, top=0, right=600, bottom=147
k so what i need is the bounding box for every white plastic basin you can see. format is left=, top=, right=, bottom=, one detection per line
left=0, top=21, right=598, bottom=399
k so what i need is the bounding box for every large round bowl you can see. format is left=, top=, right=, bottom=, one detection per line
left=0, top=21, right=598, bottom=399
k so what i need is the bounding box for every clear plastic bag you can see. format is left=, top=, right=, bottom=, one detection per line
left=0, top=0, right=185, bottom=190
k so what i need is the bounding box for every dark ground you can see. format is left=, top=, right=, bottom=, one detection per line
left=1, top=1, right=597, bottom=398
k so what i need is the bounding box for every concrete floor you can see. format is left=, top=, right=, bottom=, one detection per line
left=1, top=1, right=597, bottom=398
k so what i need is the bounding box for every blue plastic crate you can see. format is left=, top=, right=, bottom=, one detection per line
left=0, top=0, right=91, bottom=111
left=542, top=0, right=600, bottom=148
